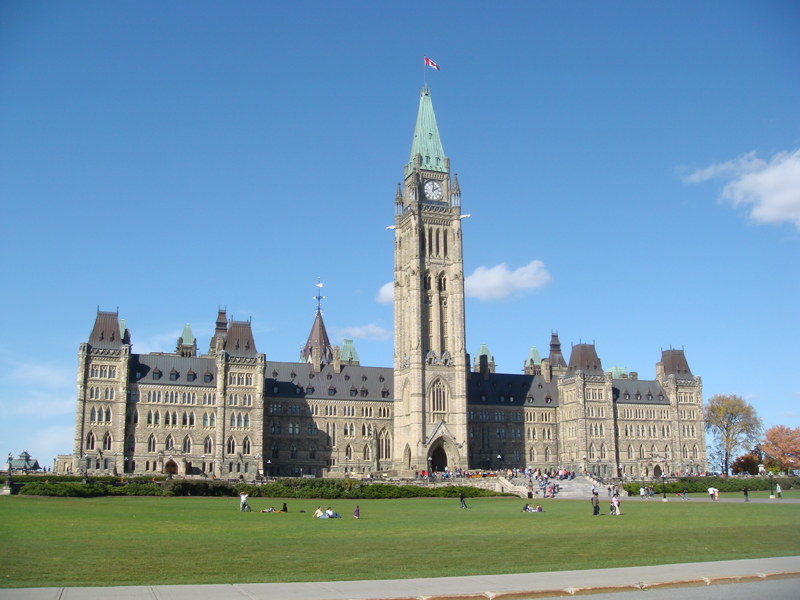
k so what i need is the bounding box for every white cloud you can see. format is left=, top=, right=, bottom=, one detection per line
left=465, top=260, right=551, bottom=301
left=134, top=330, right=183, bottom=354
left=376, top=282, right=394, bottom=305
left=29, top=425, right=76, bottom=461
left=6, top=363, right=74, bottom=389
left=782, top=411, right=798, bottom=419
left=0, top=389, right=75, bottom=416
left=684, top=149, right=800, bottom=230
left=338, top=324, right=391, bottom=341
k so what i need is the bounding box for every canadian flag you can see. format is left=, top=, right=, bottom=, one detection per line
left=424, top=57, right=440, bottom=70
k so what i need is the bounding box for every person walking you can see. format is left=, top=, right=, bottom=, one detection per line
left=776, top=483, right=782, bottom=498
left=743, top=486, right=749, bottom=502
left=591, top=492, right=600, bottom=516
left=612, top=494, right=621, bottom=516
left=682, top=485, right=688, bottom=501
left=640, top=486, right=646, bottom=500
left=354, top=505, right=360, bottom=519
left=459, top=490, right=468, bottom=509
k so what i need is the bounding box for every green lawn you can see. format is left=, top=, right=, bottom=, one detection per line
left=1, top=495, right=799, bottom=589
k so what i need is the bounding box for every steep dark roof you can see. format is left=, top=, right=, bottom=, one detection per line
left=225, top=321, right=257, bottom=358
left=265, top=362, right=393, bottom=402
left=130, top=355, right=217, bottom=387
left=468, top=372, right=559, bottom=407
left=88, top=310, right=123, bottom=350
left=567, top=343, right=603, bottom=375
left=300, top=310, right=333, bottom=364
left=548, top=332, right=566, bottom=367
left=661, top=349, right=693, bottom=379
left=209, top=308, right=228, bottom=353
left=613, top=379, right=670, bottom=404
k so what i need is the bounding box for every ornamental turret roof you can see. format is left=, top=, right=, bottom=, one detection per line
left=89, top=310, right=122, bottom=350
left=407, top=86, right=447, bottom=178
left=526, top=346, right=542, bottom=365
left=300, top=310, right=333, bottom=364
left=340, top=338, right=359, bottom=363
left=180, top=324, right=195, bottom=345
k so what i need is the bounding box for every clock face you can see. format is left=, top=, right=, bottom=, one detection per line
left=424, top=180, right=443, bottom=201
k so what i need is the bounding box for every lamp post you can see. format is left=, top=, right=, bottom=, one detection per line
left=661, top=473, right=668, bottom=502
left=596, top=457, right=601, bottom=481
left=6, top=453, right=13, bottom=486
left=53, top=455, right=57, bottom=474
left=769, top=472, right=775, bottom=499
left=82, top=454, right=89, bottom=485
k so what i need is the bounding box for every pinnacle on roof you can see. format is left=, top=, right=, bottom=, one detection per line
left=395, top=183, right=403, bottom=204
left=208, top=308, right=228, bottom=354
left=548, top=332, right=567, bottom=367
left=406, top=86, right=447, bottom=178
left=180, top=324, right=195, bottom=345
left=452, top=173, right=461, bottom=195
left=477, top=343, right=493, bottom=360
left=340, top=338, right=359, bottom=363
left=607, top=366, right=628, bottom=378
left=89, top=309, right=122, bottom=350
left=526, top=346, right=542, bottom=365
left=300, top=311, right=333, bottom=364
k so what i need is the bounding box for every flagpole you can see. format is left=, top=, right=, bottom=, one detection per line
left=423, top=57, right=426, bottom=88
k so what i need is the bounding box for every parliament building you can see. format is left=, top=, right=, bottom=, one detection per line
left=66, top=88, right=708, bottom=480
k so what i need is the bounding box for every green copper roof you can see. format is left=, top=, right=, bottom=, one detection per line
left=407, top=87, right=447, bottom=178
left=340, top=338, right=359, bottom=363
left=477, top=343, right=493, bottom=359
left=180, top=323, right=195, bottom=345
left=526, top=346, right=542, bottom=365
left=608, top=366, right=627, bottom=378
left=119, top=319, right=126, bottom=338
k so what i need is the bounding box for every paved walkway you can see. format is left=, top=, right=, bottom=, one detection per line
left=1, top=556, right=798, bottom=600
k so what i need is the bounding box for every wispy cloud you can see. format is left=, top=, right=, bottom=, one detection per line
left=6, top=363, right=74, bottom=389
left=338, top=324, right=391, bottom=341
left=376, top=282, right=393, bottom=305
left=134, top=330, right=183, bottom=354
left=782, top=411, right=798, bottom=419
left=465, top=260, right=551, bottom=301
left=683, top=149, right=800, bottom=230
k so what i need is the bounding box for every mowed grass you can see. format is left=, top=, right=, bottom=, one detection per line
left=1, top=495, right=799, bottom=588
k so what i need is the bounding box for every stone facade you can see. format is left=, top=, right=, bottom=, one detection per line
left=69, top=86, right=707, bottom=479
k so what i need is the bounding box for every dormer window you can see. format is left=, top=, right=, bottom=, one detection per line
left=379, top=376, right=384, bottom=383
left=290, top=371, right=296, bottom=379
left=204, top=372, right=212, bottom=383
left=272, top=371, right=278, bottom=378
left=350, top=388, right=357, bottom=397
left=527, top=396, right=533, bottom=403
left=344, top=375, right=350, bottom=381
left=307, top=387, right=314, bottom=394
left=328, top=387, right=336, bottom=396
left=170, top=369, right=178, bottom=381
left=545, top=396, right=552, bottom=404
left=153, top=369, right=162, bottom=381
left=382, top=390, right=390, bottom=398
left=362, top=375, right=368, bottom=382
left=327, top=374, right=332, bottom=380
left=135, top=372, right=142, bottom=380
left=273, top=386, right=278, bottom=393
left=187, top=370, right=196, bottom=382
left=296, top=387, right=302, bottom=395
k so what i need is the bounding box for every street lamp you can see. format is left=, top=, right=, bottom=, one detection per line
left=53, top=455, right=57, bottom=474
left=661, top=473, right=667, bottom=501
left=6, top=453, right=13, bottom=487
left=769, top=472, right=775, bottom=499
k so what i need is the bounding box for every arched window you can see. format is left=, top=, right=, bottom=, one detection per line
left=148, top=434, right=156, bottom=452
left=103, top=432, right=112, bottom=451
left=154, top=411, right=160, bottom=425
left=639, top=445, right=645, bottom=460
left=665, top=445, right=671, bottom=459
left=692, top=445, right=698, bottom=459
left=514, top=448, right=520, bottom=462
left=627, top=445, right=633, bottom=460
left=105, top=408, right=111, bottom=422
left=90, top=407, right=96, bottom=421
left=172, top=411, right=177, bottom=425
left=244, top=414, right=249, bottom=427
left=126, top=435, right=135, bottom=453
left=227, top=437, right=236, bottom=454
left=183, top=436, right=191, bottom=453
left=429, top=379, right=449, bottom=422
left=237, top=414, right=242, bottom=428
left=209, top=413, right=215, bottom=427
left=362, top=424, right=366, bottom=437
left=271, top=443, right=279, bottom=459
left=600, top=444, right=607, bottom=459
left=203, top=413, right=208, bottom=427
left=242, top=437, right=251, bottom=455
left=182, top=412, right=188, bottom=426
left=378, top=428, right=391, bottom=460
left=345, top=444, right=352, bottom=460
left=530, top=447, right=536, bottom=461
left=291, top=444, right=298, bottom=459
left=165, top=412, right=171, bottom=426
left=230, top=414, right=235, bottom=427
left=309, top=445, right=316, bottom=459
left=544, top=447, right=551, bottom=462
left=651, top=445, right=657, bottom=459
left=204, top=437, right=212, bottom=453
left=86, top=431, right=95, bottom=450
left=588, top=444, right=595, bottom=459
left=363, top=445, right=370, bottom=460
left=165, top=435, right=174, bottom=450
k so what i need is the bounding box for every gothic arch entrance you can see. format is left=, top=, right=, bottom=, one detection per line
left=653, top=464, right=662, bottom=478
left=429, top=446, right=447, bottom=472
left=164, top=460, right=178, bottom=475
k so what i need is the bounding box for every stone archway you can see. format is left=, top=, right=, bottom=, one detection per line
left=653, top=464, right=662, bottom=478
left=429, top=445, right=447, bottom=472
left=164, top=460, right=179, bottom=475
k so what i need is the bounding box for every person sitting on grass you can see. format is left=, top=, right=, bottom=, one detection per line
left=276, top=503, right=288, bottom=513
left=354, top=505, right=360, bottom=519
left=313, top=506, right=324, bottom=518
left=536, top=504, right=543, bottom=512
left=260, top=507, right=275, bottom=513
left=521, top=503, right=533, bottom=512
left=325, top=507, right=342, bottom=518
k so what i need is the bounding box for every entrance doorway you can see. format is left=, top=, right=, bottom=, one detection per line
left=429, top=446, right=447, bottom=472
left=164, top=460, right=178, bottom=475
left=653, top=464, right=662, bottom=478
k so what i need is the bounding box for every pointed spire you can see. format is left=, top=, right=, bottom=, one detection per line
left=208, top=307, right=228, bottom=355
left=395, top=182, right=403, bottom=204
left=301, top=281, right=333, bottom=365
left=180, top=324, right=195, bottom=345
left=407, top=87, right=447, bottom=178
left=452, top=173, right=461, bottom=195
left=526, top=346, right=542, bottom=366
left=548, top=332, right=567, bottom=367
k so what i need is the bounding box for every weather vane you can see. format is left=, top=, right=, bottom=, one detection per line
left=313, top=278, right=325, bottom=315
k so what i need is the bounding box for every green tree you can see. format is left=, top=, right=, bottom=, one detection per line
left=704, top=394, right=762, bottom=477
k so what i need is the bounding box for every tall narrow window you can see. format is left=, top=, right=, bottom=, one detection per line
left=204, top=437, right=212, bottom=453
left=86, top=431, right=95, bottom=450
left=148, top=434, right=156, bottom=452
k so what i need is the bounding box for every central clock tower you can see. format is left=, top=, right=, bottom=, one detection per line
left=392, top=86, right=468, bottom=474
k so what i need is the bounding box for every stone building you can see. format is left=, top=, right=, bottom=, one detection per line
left=67, top=86, right=707, bottom=479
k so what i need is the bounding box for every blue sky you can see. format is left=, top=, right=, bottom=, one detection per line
left=1, top=1, right=798, bottom=466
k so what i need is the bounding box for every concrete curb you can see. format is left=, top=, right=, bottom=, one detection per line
left=1, top=557, right=799, bottom=600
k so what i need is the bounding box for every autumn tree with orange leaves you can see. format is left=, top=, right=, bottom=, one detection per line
left=704, top=394, right=762, bottom=476
left=761, top=425, right=800, bottom=472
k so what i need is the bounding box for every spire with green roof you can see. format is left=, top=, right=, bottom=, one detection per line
left=176, top=323, right=197, bottom=358
left=406, top=86, right=447, bottom=178
left=340, top=338, right=360, bottom=365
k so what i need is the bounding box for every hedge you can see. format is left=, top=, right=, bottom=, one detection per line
left=18, top=477, right=511, bottom=499
left=9, top=474, right=167, bottom=484
left=622, top=476, right=800, bottom=496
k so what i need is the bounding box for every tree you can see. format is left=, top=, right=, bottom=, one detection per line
left=704, top=394, right=762, bottom=477
left=731, top=451, right=760, bottom=475
left=761, top=425, right=800, bottom=472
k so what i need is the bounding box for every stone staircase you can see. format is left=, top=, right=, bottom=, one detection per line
left=508, top=475, right=598, bottom=499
